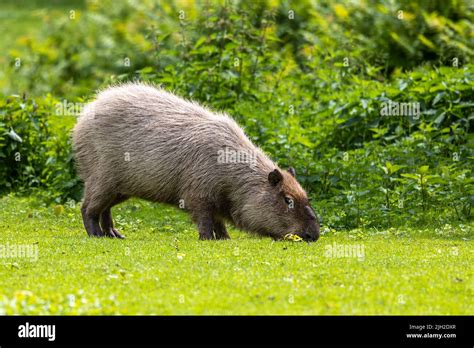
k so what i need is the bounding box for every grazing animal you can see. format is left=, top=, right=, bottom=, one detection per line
left=72, top=83, right=320, bottom=241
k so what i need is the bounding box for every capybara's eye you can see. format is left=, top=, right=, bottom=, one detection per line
left=284, top=196, right=293, bottom=205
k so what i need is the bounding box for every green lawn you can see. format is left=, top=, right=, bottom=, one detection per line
left=0, top=195, right=472, bottom=315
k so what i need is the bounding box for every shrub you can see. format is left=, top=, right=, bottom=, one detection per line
left=1, top=0, right=472, bottom=229
left=0, top=94, right=81, bottom=203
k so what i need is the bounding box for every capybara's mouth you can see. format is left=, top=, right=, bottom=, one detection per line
left=302, top=233, right=319, bottom=242
left=283, top=232, right=319, bottom=242
left=302, top=228, right=320, bottom=242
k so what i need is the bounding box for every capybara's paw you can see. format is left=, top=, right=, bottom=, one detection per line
left=105, top=228, right=125, bottom=239
left=90, top=232, right=105, bottom=238
left=87, top=224, right=105, bottom=237
left=199, top=233, right=215, bottom=241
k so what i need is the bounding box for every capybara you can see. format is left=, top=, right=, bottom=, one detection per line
left=72, top=83, right=320, bottom=241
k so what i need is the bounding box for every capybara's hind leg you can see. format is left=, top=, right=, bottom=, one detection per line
left=81, top=186, right=103, bottom=237
left=214, top=219, right=230, bottom=240
left=100, top=194, right=129, bottom=239
left=81, top=181, right=113, bottom=238
left=81, top=203, right=103, bottom=237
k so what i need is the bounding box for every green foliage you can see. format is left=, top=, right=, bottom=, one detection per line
left=327, top=0, right=474, bottom=72
left=3, top=0, right=155, bottom=96
left=0, top=0, right=473, bottom=230
left=0, top=95, right=81, bottom=203
left=5, top=0, right=473, bottom=96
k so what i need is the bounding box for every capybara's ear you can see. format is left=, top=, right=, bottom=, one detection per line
left=268, top=169, right=283, bottom=186
left=288, top=167, right=296, bottom=177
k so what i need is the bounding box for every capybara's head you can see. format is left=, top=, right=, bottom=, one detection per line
left=244, top=167, right=320, bottom=242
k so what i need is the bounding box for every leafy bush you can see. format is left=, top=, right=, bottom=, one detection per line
left=0, top=95, right=81, bottom=203
left=5, top=0, right=473, bottom=97
left=4, top=0, right=157, bottom=97
left=327, top=0, right=474, bottom=73
left=0, top=0, right=472, bottom=229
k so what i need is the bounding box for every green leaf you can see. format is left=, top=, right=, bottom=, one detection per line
left=418, top=34, right=436, bottom=50
left=401, top=173, right=420, bottom=181
left=194, top=37, right=207, bottom=49
left=434, top=112, right=445, bottom=126
left=432, top=92, right=444, bottom=106
left=8, top=129, right=22, bottom=142
left=418, top=166, right=430, bottom=174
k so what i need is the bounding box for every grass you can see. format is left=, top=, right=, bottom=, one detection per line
left=0, top=194, right=472, bottom=315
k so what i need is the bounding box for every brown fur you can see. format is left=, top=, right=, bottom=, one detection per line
left=72, top=82, right=320, bottom=241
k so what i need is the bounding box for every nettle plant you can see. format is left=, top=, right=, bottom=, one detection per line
left=0, top=95, right=81, bottom=203
left=400, top=165, right=438, bottom=212
left=379, top=161, right=405, bottom=210
left=138, top=2, right=284, bottom=112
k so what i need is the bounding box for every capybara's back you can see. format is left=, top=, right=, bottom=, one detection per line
left=73, top=82, right=320, bottom=241
left=73, top=83, right=255, bottom=201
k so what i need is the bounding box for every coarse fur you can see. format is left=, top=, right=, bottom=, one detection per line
left=72, top=82, right=320, bottom=241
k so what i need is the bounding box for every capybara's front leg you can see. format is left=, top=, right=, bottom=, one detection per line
left=193, top=210, right=215, bottom=240
left=100, top=208, right=125, bottom=239
left=198, top=217, right=215, bottom=240
left=100, top=194, right=129, bottom=239
left=214, top=219, right=230, bottom=240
